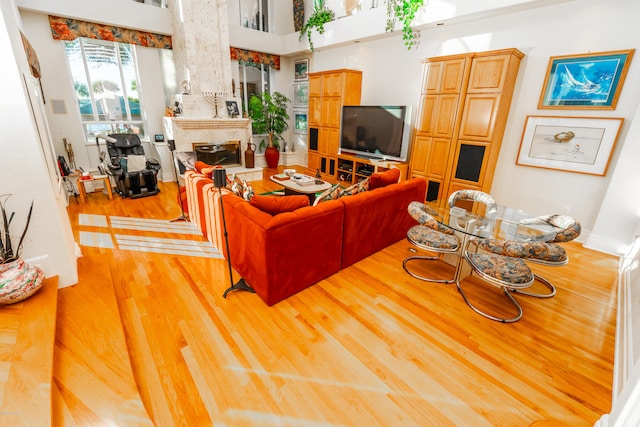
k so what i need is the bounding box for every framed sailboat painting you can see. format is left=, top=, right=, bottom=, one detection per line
left=538, top=49, right=634, bottom=110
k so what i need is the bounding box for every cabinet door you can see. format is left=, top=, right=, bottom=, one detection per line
left=409, top=134, right=430, bottom=177
left=417, top=95, right=437, bottom=134
left=440, top=58, right=468, bottom=93
left=458, top=94, right=501, bottom=142
left=323, top=97, right=341, bottom=128
left=308, top=151, right=319, bottom=172
left=427, top=138, right=450, bottom=180
left=450, top=140, right=490, bottom=186
left=309, top=74, right=322, bottom=97
left=433, top=94, right=459, bottom=138
left=467, top=54, right=511, bottom=93
left=322, top=73, right=343, bottom=97
left=318, top=127, right=330, bottom=156
left=327, top=127, right=340, bottom=156
left=309, top=97, right=322, bottom=126
left=423, top=62, right=442, bottom=94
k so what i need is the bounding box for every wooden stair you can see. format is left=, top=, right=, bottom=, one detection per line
left=0, top=277, right=58, bottom=426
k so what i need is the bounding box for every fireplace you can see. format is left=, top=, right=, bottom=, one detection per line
left=192, top=141, right=241, bottom=166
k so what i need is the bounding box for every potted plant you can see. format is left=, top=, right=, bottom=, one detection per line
left=299, top=0, right=335, bottom=52
left=385, top=0, right=428, bottom=49
left=0, top=194, right=44, bottom=305
left=248, top=91, right=291, bottom=168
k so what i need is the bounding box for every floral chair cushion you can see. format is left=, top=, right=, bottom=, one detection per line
left=448, top=189, right=497, bottom=214
left=407, top=201, right=455, bottom=235
left=539, top=214, right=581, bottom=243
left=466, top=253, right=534, bottom=287
left=407, top=225, right=460, bottom=250
left=469, top=238, right=568, bottom=263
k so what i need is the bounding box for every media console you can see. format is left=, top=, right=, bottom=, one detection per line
left=336, top=153, right=408, bottom=185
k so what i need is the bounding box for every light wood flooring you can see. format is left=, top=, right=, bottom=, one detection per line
left=52, top=167, right=618, bottom=426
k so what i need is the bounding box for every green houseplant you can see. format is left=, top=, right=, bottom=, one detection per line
left=248, top=91, right=291, bottom=168
left=386, top=0, right=428, bottom=49
left=0, top=195, right=44, bottom=305
left=299, top=0, right=335, bottom=52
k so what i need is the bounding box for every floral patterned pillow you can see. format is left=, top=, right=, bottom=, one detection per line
left=341, top=177, right=369, bottom=197
left=313, top=183, right=342, bottom=206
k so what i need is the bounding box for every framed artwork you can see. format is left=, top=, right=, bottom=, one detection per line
left=516, top=115, right=624, bottom=176
left=293, top=83, right=309, bottom=106
left=293, top=110, right=308, bottom=134
left=294, top=58, right=309, bottom=81
left=225, top=100, right=240, bottom=117
left=538, top=49, right=634, bottom=109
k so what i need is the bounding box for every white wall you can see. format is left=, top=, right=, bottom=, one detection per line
left=1, top=0, right=77, bottom=287
left=303, top=0, right=640, bottom=255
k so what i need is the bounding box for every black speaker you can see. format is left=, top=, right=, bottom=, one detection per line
left=309, top=128, right=319, bottom=151
left=168, top=139, right=176, bottom=151
left=213, top=168, right=227, bottom=188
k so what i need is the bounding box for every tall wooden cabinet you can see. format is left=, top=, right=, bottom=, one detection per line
left=409, top=49, right=524, bottom=206
left=307, top=69, right=362, bottom=179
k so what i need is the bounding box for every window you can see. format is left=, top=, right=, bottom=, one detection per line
left=238, top=62, right=270, bottom=115
left=239, top=0, right=269, bottom=31
left=65, top=38, right=146, bottom=143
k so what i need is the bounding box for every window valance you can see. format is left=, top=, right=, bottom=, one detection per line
left=48, top=15, right=172, bottom=50
left=230, top=47, right=280, bottom=70
left=20, top=31, right=41, bottom=78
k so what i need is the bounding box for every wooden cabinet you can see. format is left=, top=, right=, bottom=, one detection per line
left=307, top=69, right=362, bottom=179
left=408, top=49, right=523, bottom=206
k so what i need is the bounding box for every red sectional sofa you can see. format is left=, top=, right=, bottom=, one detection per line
left=222, top=178, right=427, bottom=305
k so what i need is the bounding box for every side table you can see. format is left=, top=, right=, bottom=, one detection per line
left=77, top=175, right=113, bottom=203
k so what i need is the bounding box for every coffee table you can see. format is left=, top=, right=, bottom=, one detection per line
left=269, top=174, right=331, bottom=204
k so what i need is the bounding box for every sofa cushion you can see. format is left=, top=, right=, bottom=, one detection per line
left=194, top=161, right=213, bottom=176
left=369, top=168, right=400, bottom=190
left=250, top=194, right=310, bottom=215
left=313, top=183, right=342, bottom=206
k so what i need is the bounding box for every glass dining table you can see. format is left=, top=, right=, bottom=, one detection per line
left=424, top=200, right=558, bottom=280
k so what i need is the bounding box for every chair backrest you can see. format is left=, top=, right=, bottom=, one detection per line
left=407, top=201, right=455, bottom=235
left=107, top=134, right=145, bottom=159
left=448, top=190, right=497, bottom=215
left=538, top=214, right=581, bottom=243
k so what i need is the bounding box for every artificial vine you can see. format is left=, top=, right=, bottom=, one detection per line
left=299, top=0, right=335, bottom=52
left=385, top=0, right=427, bottom=50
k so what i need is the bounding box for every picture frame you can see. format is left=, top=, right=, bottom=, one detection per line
left=293, top=83, right=309, bottom=106
left=538, top=49, right=634, bottom=110
left=516, top=115, right=624, bottom=176
left=225, top=100, right=240, bottom=118
left=293, top=110, right=308, bottom=134
left=294, top=58, right=309, bottom=81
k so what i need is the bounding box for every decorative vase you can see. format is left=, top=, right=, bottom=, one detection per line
left=0, top=259, right=45, bottom=305
left=264, top=146, right=280, bottom=168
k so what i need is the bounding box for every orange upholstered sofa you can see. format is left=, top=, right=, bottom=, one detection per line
left=222, top=177, right=427, bottom=305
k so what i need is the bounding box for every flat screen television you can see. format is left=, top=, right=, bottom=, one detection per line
left=340, top=105, right=413, bottom=162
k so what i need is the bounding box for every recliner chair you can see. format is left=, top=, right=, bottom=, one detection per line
left=106, top=133, right=161, bottom=199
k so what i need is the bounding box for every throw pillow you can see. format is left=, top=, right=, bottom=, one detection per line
left=313, top=183, right=342, bottom=206
left=250, top=195, right=309, bottom=215
left=341, top=177, right=369, bottom=197
left=369, top=168, right=400, bottom=190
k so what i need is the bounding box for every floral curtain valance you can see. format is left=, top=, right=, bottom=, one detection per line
left=230, top=47, right=280, bottom=70
left=20, top=31, right=41, bottom=78
left=48, top=15, right=172, bottom=49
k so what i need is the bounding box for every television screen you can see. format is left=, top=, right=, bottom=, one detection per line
left=340, top=105, right=412, bottom=162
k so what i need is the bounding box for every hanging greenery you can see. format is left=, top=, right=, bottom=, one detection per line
left=298, top=0, right=335, bottom=52
left=385, top=0, right=427, bottom=50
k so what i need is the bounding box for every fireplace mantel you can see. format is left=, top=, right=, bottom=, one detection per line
left=166, top=117, right=252, bottom=164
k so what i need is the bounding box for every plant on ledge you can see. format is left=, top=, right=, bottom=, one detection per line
left=386, top=0, right=428, bottom=50
left=299, top=0, right=335, bottom=52
left=1, top=195, right=33, bottom=265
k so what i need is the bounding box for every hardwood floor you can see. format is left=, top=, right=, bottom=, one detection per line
left=54, top=167, right=619, bottom=426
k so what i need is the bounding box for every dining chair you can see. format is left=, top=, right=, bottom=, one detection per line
left=458, top=238, right=535, bottom=323
left=402, top=201, right=461, bottom=283
left=448, top=189, right=497, bottom=214
left=515, top=214, right=581, bottom=297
